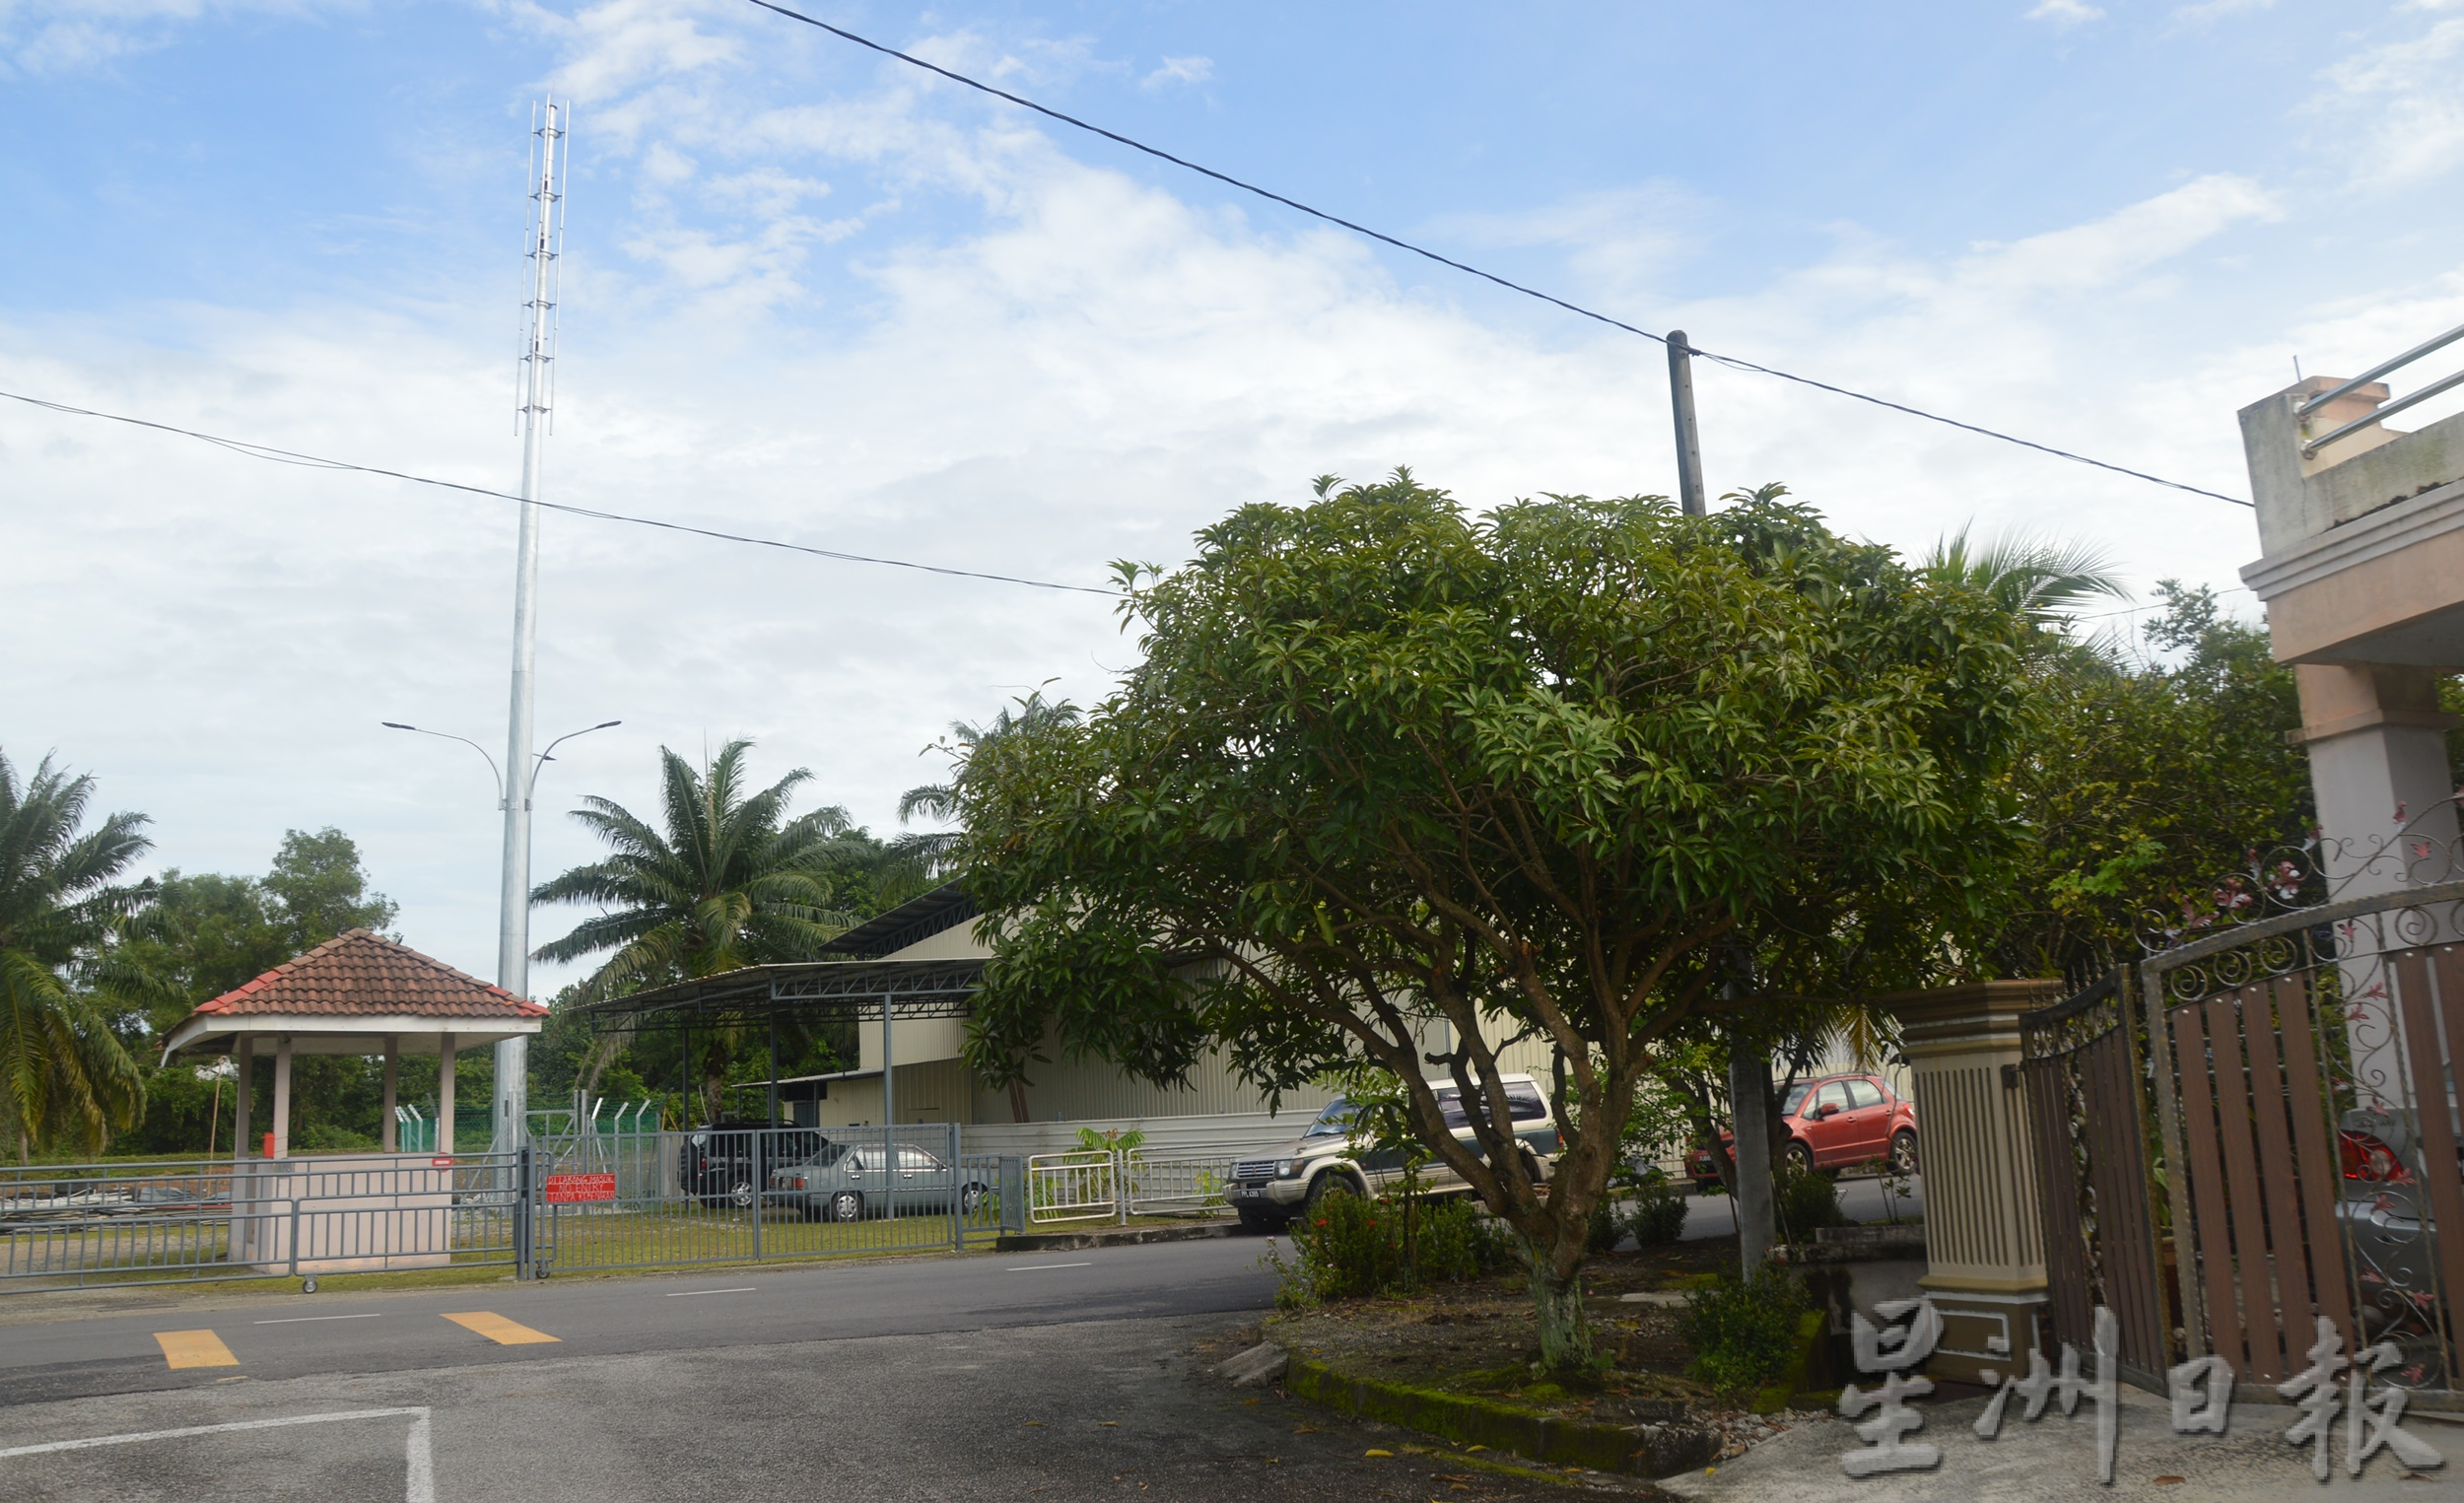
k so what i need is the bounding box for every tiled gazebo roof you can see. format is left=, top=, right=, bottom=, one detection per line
left=161, top=928, right=547, bottom=1059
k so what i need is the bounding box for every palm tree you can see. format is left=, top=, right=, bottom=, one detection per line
left=891, top=692, right=1081, bottom=882
left=1923, top=523, right=2129, bottom=629
left=530, top=739, right=858, bottom=1118
left=0, top=752, right=151, bottom=1161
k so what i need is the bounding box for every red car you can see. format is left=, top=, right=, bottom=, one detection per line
left=1687, top=1072, right=1918, bottom=1191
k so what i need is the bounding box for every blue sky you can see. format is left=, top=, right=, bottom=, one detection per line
left=6, top=0, right=2463, bottom=991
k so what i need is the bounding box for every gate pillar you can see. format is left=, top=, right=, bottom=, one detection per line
left=1882, top=980, right=2061, bottom=1387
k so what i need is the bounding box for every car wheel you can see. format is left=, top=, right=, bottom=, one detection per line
left=828, top=1191, right=863, bottom=1223
left=1304, top=1173, right=1360, bottom=1210
left=1890, top=1129, right=1919, bottom=1177
left=959, top=1185, right=985, bottom=1216
left=1783, top=1140, right=1814, bottom=1177
left=729, top=1180, right=756, bottom=1210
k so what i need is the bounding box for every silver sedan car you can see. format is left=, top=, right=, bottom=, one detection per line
left=769, top=1141, right=990, bottom=1222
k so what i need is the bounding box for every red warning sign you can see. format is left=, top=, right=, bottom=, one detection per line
left=544, top=1172, right=618, bottom=1204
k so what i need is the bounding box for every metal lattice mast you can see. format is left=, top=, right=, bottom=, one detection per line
left=496, top=99, right=568, bottom=1152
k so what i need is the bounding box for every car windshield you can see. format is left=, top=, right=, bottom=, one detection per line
left=1780, top=1082, right=1813, bottom=1116
left=796, top=1142, right=850, bottom=1166
left=1305, top=1101, right=1358, bottom=1138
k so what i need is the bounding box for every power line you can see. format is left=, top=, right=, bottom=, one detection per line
left=744, top=0, right=2254, bottom=512
left=0, top=388, right=1121, bottom=597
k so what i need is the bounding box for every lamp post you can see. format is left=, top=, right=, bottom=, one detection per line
left=383, top=716, right=619, bottom=1151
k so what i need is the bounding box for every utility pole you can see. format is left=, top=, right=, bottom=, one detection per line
left=1669, top=327, right=1774, bottom=1269
left=496, top=99, right=568, bottom=1154
left=1667, top=329, right=1707, bottom=517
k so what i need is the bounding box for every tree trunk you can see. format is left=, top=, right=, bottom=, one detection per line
left=1726, top=1033, right=1776, bottom=1271
left=1527, top=1255, right=1593, bottom=1372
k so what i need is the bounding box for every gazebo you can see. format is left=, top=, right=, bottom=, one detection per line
left=161, top=927, right=547, bottom=1159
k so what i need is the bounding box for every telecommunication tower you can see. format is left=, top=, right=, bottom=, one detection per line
left=494, top=99, right=569, bottom=1151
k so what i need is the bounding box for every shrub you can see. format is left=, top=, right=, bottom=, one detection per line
left=1776, top=1163, right=1847, bottom=1240
left=1413, top=1196, right=1511, bottom=1282
left=1623, top=1178, right=1690, bottom=1245
left=1267, top=1194, right=1507, bottom=1306
left=1588, top=1198, right=1622, bottom=1253
left=1679, top=1266, right=1812, bottom=1398
left=1272, top=1190, right=1403, bottom=1304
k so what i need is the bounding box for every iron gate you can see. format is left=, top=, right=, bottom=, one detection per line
left=2019, top=969, right=2172, bottom=1389
left=2029, top=878, right=2464, bottom=1402
left=2143, top=880, right=2464, bottom=1398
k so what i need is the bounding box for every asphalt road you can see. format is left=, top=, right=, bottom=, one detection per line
left=0, top=1237, right=1618, bottom=1502
left=1683, top=1171, right=1923, bottom=1243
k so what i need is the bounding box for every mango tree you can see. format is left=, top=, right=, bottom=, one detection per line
left=954, top=475, right=2028, bottom=1369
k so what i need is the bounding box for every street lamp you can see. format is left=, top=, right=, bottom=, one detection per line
left=383, top=716, right=621, bottom=1150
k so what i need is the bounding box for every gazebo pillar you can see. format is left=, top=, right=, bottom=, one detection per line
left=381, top=1036, right=399, bottom=1152
left=271, top=1034, right=294, bottom=1158
left=233, top=1046, right=254, bottom=1161
left=438, top=1032, right=457, bottom=1157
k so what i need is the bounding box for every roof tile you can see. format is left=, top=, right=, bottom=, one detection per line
left=174, top=929, right=549, bottom=1024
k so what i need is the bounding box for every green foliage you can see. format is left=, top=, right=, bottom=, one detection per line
left=0, top=751, right=153, bottom=1157
left=112, top=827, right=399, bottom=1157
left=1587, top=1198, right=1620, bottom=1254
left=1071, top=1125, right=1146, bottom=1154
left=893, top=693, right=1081, bottom=895
left=531, top=739, right=870, bottom=1120
left=1269, top=1194, right=1508, bottom=1307
left=1622, top=1177, right=1690, bottom=1245
left=1679, top=1265, right=1813, bottom=1398
left=1982, top=582, right=2317, bottom=978
left=1775, top=1163, right=1846, bottom=1240
left=953, top=474, right=2033, bottom=1369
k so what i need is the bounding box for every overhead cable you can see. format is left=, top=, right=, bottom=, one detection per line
left=0, top=388, right=1121, bottom=597
left=744, top=0, right=2252, bottom=510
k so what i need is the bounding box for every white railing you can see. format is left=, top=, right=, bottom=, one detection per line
left=1024, top=1147, right=1283, bottom=1223
left=1024, top=1151, right=1121, bottom=1223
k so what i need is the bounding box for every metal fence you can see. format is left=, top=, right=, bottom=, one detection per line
left=0, top=1151, right=524, bottom=1293
left=1, top=1127, right=1029, bottom=1294
left=530, top=1124, right=1016, bottom=1276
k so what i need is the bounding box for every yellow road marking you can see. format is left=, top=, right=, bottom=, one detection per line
left=440, top=1311, right=559, bottom=1345
left=154, top=1330, right=239, bottom=1370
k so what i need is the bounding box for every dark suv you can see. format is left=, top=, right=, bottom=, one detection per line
left=678, top=1123, right=829, bottom=1209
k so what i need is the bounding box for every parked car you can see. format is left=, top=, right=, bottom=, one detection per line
left=679, top=1122, right=830, bottom=1209
left=1687, top=1072, right=1918, bottom=1192
left=2336, top=1106, right=2459, bottom=1344
left=769, top=1140, right=991, bottom=1222
left=1224, top=1071, right=1561, bottom=1232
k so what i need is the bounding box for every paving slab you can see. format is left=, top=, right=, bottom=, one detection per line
left=1657, top=1385, right=2456, bottom=1502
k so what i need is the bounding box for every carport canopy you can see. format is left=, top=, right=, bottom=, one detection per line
left=567, top=957, right=987, bottom=1127
left=160, top=927, right=546, bottom=1159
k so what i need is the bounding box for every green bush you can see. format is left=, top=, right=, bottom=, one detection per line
left=1269, top=1193, right=1507, bottom=1306
left=1776, top=1163, right=1847, bottom=1239
left=1413, top=1197, right=1510, bottom=1282
left=1588, top=1198, right=1621, bottom=1253
left=1623, top=1179, right=1690, bottom=1245
left=1679, top=1265, right=1812, bottom=1398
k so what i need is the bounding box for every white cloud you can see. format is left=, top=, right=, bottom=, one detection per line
left=1426, top=184, right=1704, bottom=308
left=0, top=0, right=321, bottom=73
left=1140, top=54, right=1212, bottom=91
left=2170, top=0, right=2273, bottom=23
left=2025, top=0, right=2105, bottom=27
left=2318, top=14, right=2464, bottom=187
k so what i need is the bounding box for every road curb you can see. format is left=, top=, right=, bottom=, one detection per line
left=1280, top=1354, right=1722, bottom=1477
left=993, top=1222, right=1242, bottom=1252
